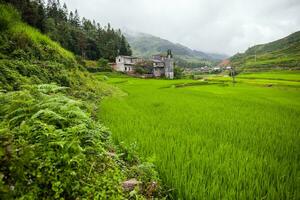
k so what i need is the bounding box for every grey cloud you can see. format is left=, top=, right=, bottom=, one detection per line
left=62, top=0, right=300, bottom=55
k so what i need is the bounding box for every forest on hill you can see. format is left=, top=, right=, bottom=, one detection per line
left=1, top=0, right=132, bottom=61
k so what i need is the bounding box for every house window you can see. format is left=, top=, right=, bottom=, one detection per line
left=125, top=67, right=127, bottom=71
left=119, top=58, right=121, bottom=62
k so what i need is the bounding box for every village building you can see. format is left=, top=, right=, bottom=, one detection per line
left=114, top=50, right=174, bottom=79
left=113, top=56, right=142, bottom=73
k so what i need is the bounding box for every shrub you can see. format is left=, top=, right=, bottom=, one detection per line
left=174, top=66, right=184, bottom=79
left=0, top=84, right=125, bottom=199
left=85, top=58, right=111, bottom=73
left=98, top=58, right=112, bottom=72
left=135, top=66, right=152, bottom=74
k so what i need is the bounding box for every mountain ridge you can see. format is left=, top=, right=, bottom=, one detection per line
left=124, top=30, right=228, bottom=68
left=230, top=31, right=300, bottom=69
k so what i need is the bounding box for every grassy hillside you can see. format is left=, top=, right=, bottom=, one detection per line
left=99, top=72, right=300, bottom=199
left=0, top=4, right=165, bottom=199
left=2, top=0, right=132, bottom=61
left=125, top=32, right=228, bottom=68
left=230, top=31, right=300, bottom=70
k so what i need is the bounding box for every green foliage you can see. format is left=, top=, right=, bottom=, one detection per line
left=7, top=23, right=75, bottom=63
left=0, top=18, right=115, bottom=100
left=230, top=31, right=300, bottom=69
left=4, top=0, right=132, bottom=61
left=99, top=74, right=300, bottom=199
left=84, top=58, right=112, bottom=73
left=0, top=84, right=125, bottom=199
left=0, top=84, right=166, bottom=199
left=135, top=67, right=152, bottom=75
left=0, top=4, right=20, bottom=31
left=0, top=4, right=165, bottom=198
left=98, top=58, right=112, bottom=72
left=0, top=59, right=98, bottom=98
left=1, top=0, right=47, bottom=32
left=0, top=5, right=75, bottom=64
left=119, top=35, right=132, bottom=56
left=134, top=61, right=153, bottom=74
left=13, top=23, right=75, bottom=62
left=174, top=66, right=184, bottom=79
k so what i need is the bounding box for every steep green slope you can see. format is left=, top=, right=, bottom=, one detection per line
left=0, top=4, right=165, bottom=199
left=125, top=32, right=228, bottom=68
left=230, top=31, right=300, bottom=70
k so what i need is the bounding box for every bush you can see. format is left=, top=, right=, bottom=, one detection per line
left=0, top=84, right=125, bottom=199
left=85, top=58, right=111, bottom=73
left=135, top=66, right=152, bottom=74
left=98, top=58, right=112, bottom=72
left=174, top=66, right=184, bottom=79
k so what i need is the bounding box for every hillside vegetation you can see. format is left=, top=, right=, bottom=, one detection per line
left=125, top=32, right=227, bottom=68
left=0, top=4, right=165, bottom=199
left=2, top=0, right=132, bottom=61
left=230, top=31, right=300, bottom=70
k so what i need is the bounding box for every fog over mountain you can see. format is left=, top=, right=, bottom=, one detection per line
left=62, top=0, right=300, bottom=55
left=124, top=30, right=228, bottom=64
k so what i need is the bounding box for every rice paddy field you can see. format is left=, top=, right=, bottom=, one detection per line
left=97, top=71, right=300, bottom=199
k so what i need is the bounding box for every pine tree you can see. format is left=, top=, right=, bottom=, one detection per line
left=119, top=35, right=128, bottom=55
left=73, top=9, right=80, bottom=26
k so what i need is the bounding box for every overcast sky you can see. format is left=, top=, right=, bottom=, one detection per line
left=61, top=0, right=300, bottom=55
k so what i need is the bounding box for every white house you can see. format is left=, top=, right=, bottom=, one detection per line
left=114, top=56, right=142, bottom=73
left=114, top=50, right=174, bottom=79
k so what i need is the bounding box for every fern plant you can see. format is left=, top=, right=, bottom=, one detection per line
left=0, top=84, right=124, bottom=199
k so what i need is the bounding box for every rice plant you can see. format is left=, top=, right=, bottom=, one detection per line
left=99, top=74, right=300, bottom=199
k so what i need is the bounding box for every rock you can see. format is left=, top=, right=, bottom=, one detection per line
left=106, top=152, right=117, bottom=157
left=122, top=178, right=140, bottom=191
left=146, top=181, right=158, bottom=197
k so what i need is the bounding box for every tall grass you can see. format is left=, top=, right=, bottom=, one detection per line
left=99, top=74, right=300, bottom=199
left=10, top=23, right=75, bottom=62
left=0, top=4, right=74, bottom=62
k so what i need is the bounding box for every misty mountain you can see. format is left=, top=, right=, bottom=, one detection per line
left=124, top=31, right=228, bottom=68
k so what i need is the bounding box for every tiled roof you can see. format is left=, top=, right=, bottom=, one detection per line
left=151, top=59, right=164, bottom=63
left=119, top=55, right=139, bottom=59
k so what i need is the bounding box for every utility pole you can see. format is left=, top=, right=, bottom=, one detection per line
left=231, top=66, right=236, bottom=84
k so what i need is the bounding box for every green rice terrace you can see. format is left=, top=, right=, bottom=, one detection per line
left=97, top=71, right=300, bottom=199
left=1, top=0, right=300, bottom=199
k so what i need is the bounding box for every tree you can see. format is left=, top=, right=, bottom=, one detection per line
left=174, top=66, right=184, bottom=79
left=119, top=35, right=128, bottom=55
left=62, top=3, right=68, bottom=17
left=72, top=9, right=80, bottom=26
left=3, top=0, right=132, bottom=61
